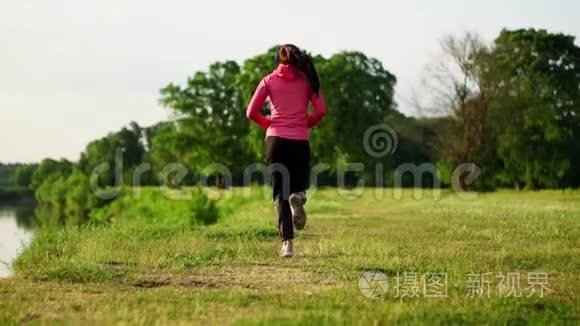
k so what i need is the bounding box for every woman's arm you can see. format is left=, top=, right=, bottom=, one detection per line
left=307, top=92, right=327, bottom=128
left=246, top=79, right=271, bottom=129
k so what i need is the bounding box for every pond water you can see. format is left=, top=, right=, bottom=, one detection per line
left=0, top=206, right=36, bottom=278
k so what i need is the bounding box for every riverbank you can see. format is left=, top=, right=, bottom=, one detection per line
left=0, top=205, right=36, bottom=278
left=1, top=188, right=579, bottom=324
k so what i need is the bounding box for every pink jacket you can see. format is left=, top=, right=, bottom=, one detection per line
left=246, top=64, right=327, bottom=140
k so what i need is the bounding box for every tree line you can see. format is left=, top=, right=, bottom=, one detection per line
left=6, top=28, right=580, bottom=214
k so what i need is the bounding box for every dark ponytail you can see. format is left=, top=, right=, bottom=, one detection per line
left=278, top=44, right=320, bottom=95
left=298, top=53, right=320, bottom=95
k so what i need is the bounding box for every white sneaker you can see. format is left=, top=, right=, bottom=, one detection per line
left=289, top=192, right=307, bottom=230
left=280, top=240, right=294, bottom=257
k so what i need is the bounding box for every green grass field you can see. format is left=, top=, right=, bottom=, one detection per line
left=1, top=188, right=579, bottom=325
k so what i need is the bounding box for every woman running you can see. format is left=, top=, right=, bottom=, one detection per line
left=246, top=44, right=327, bottom=257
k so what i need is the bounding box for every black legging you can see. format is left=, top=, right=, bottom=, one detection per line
left=265, top=136, right=310, bottom=241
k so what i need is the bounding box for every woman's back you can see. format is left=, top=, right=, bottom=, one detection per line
left=265, top=64, right=312, bottom=139
left=246, top=64, right=326, bottom=140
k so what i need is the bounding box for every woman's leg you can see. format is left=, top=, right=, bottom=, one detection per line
left=288, top=140, right=310, bottom=229
left=266, top=137, right=293, bottom=242
left=275, top=195, right=293, bottom=241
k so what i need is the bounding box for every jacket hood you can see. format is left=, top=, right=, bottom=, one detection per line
left=273, top=64, right=300, bottom=80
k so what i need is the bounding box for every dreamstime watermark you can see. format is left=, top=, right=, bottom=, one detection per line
left=88, top=123, right=482, bottom=201
left=363, top=123, right=398, bottom=158
left=358, top=271, right=551, bottom=300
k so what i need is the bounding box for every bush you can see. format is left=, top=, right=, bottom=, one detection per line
left=92, top=187, right=220, bottom=227
left=189, top=188, right=219, bottom=225
left=35, top=173, right=67, bottom=206
left=34, top=169, right=108, bottom=226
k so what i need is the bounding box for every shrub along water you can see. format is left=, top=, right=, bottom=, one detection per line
left=34, top=169, right=107, bottom=226
left=33, top=167, right=220, bottom=228
left=90, top=187, right=219, bottom=227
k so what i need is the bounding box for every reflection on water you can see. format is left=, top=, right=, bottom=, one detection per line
left=0, top=206, right=36, bottom=277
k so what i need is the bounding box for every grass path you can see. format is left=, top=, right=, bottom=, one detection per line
left=1, top=188, right=579, bottom=324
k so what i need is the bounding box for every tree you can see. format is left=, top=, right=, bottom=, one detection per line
left=418, top=32, right=499, bottom=190
left=79, top=122, right=146, bottom=188
left=30, top=159, right=73, bottom=189
left=149, top=123, right=200, bottom=186
left=160, top=61, right=253, bottom=187
left=490, top=29, right=580, bottom=189
left=13, top=164, right=37, bottom=188
left=315, top=51, right=398, bottom=179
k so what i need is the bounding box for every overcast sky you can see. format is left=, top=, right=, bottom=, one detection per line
left=1, top=0, right=578, bottom=162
